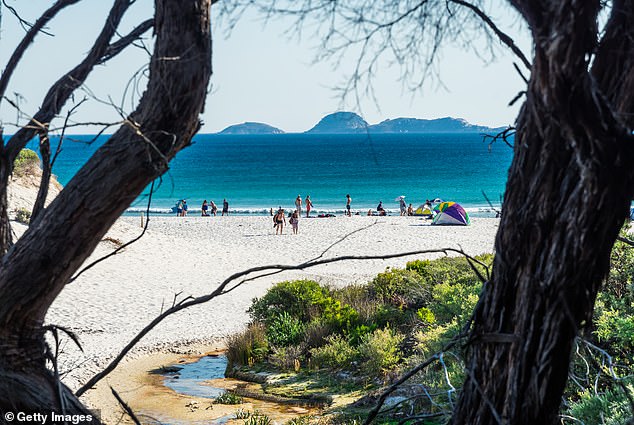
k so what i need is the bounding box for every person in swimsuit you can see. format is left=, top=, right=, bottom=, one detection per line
left=202, top=200, right=209, bottom=216
left=346, top=194, right=352, bottom=216
left=274, top=207, right=286, bottom=235
left=222, top=199, right=229, bottom=216
left=182, top=200, right=188, bottom=217
left=176, top=200, right=183, bottom=217
left=305, top=195, right=313, bottom=218
left=295, top=195, right=302, bottom=216
left=210, top=200, right=218, bottom=216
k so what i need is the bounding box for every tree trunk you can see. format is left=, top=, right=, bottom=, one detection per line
left=0, top=0, right=211, bottom=417
left=451, top=2, right=634, bottom=424
left=31, top=133, right=52, bottom=224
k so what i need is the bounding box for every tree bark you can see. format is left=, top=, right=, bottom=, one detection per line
left=31, top=133, right=52, bottom=224
left=0, top=0, right=211, bottom=417
left=451, top=1, right=634, bottom=424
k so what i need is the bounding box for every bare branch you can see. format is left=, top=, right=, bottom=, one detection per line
left=4, top=0, right=136, bottom=161
left=0, top=0, right=82, bottom=105
left=76, top=245, right=476, bottom=397
left=447, top=0, right=531, bottom=69
left=99, top=19, right=154, bottom=65
left=110, top=387, right=141, bottom=425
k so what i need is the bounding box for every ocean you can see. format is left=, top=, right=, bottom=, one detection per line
left=25, top=133, right=513, bottom=216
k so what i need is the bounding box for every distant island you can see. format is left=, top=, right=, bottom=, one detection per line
left=218, top=122, right=285, bottom=135
left=217, top=112, right=506, bottom=134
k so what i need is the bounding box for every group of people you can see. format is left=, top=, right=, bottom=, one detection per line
left=272, top=194, right=314, bottom=235
left=176, top=199, right=229, bottom=216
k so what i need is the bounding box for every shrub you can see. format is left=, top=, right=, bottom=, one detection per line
left=244, top=411, right=272, bottom=425
left=226, top=323, right=268, bottom=367
left=358, top=327, right=403, bottom=375
left=249, top=280, right=329, bottom=325
left=286, top=417, right=313, bottom=425
left=13, top=148, right=40, bottom=177
left=332, top=284, right=377, bottom=322
left=320, top=298, right=360, bottom=333
left=15, top=207, right=31, bottom=224
left=303, top=320, right=332, bottom=349
left=214, top=391, right=243, bottom=405
left=368, top=268, right=431, bottom=308
left=310, top=334, right=358, bottom=370
left=430, top=281, right=480, bottom=324
left=266, top=311, right=306, bottom=347
left=270, top=344, right=304, bottom=371
left=406, top=254, right=493, bottom=287
left=566, top=386, right=634, bottom=425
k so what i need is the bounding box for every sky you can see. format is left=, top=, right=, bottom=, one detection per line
left=0, top=0, right=532, bottom=134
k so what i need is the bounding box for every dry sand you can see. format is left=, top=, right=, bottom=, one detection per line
left=40, top=214, right=499, bottom=416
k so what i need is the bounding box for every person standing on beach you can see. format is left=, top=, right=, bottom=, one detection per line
left=176, top=199, right=183, bottom=217
left=305, top=195, right=313, bottom=218
left=222, top=199, right=229, bottom=216
left=182, top=200, right=188, bottom=216
left=290, top=210, right=299, bottom=234
left=295, top=195, right=302, bottom=216
left=399, top=197, right=407, bottom=216
left=273, top=207, right=286, bottom=235
left=210, top=200, right=218, bottom=216
left=202, top=200, right=209, bottom=216
left=346, top=194, right=352, bottom=216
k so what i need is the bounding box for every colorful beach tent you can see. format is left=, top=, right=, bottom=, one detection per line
left=432, top=202, right=470, bottom=226
left=414, top=204, right=433, bottom=216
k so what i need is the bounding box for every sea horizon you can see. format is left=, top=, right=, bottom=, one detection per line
left=25, top=132, right=513, bottom=217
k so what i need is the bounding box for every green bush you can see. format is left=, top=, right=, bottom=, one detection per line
left=244, top=410, right=272, bottom=425
left=303, top=320, right=332, bottom=349
left=368, top=268, right=431, bottom=308
left=270, top=344, right=304, bottom=371
left=430, top=281, right=480, bottom=324
left=332, top=284, right=377, bottom=322
left=266, top=311, right=306, bottom=347
left=226, top=323, right=269, bottom=367
left=566, top=386, right=634, bottom=425
left=310, top=334, right=358, bottom=370
left=249, top=280, right=329, bottom=325
left=214, top=391, right=243, bottom=405
left=358, top=327, right=404, bottom=375
left=320, top=298, right=360, bottom=333
left=406, top=254, right=493, bottom=287
left=13, top=148, right=40, bottom=177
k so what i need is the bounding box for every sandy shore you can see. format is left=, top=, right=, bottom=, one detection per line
left=45, top=214, right=499, bottom=414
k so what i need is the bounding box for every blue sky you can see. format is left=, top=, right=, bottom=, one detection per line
left=0, top=0, right=531, bottom=134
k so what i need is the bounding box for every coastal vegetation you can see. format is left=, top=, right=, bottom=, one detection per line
left=224, top=239, right=634, bottom=424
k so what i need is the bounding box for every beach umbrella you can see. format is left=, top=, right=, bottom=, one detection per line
left=432, top=201, right=470, bottom=225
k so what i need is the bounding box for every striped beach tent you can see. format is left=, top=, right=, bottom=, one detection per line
left=432, top=201, right=470, bottom=226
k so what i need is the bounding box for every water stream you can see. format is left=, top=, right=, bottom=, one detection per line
left=152, top=354, right=319, bottom=424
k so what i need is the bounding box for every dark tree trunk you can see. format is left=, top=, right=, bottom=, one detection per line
left=0, top=0, right=211, bottom=417
left=31, top=133, right=51, bottom=224
left=451, top=2, right=634, bottom=424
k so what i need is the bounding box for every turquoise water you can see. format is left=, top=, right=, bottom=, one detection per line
left=26, top=133, right=512, bottom=215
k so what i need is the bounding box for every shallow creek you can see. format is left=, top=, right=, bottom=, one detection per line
left=148, top=354, right=320, bottom=424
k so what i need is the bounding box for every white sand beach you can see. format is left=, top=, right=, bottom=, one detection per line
left=44, top=214, right=499, bottom=394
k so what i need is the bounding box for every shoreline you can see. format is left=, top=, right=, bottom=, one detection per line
left=51, top=215, right=500, bottom=417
